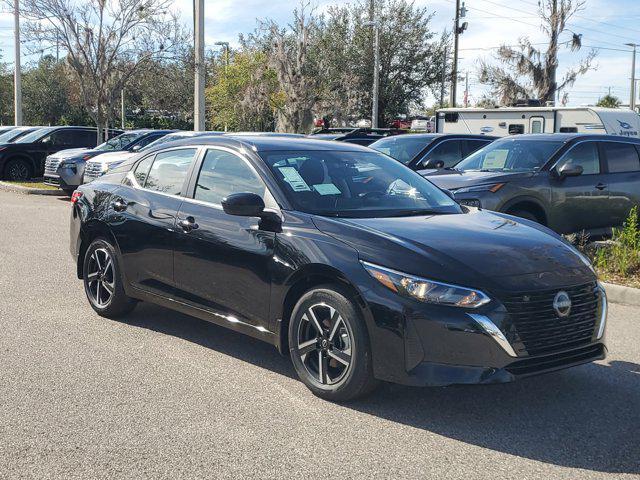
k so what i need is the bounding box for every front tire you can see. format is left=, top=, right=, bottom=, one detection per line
left=4, top=158, right=32, bottom=181
left=83, top=238, right=137, bottom=318
left=288, top=286, right=378, bottom=401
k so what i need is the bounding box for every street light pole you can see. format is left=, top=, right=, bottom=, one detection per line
left=626, top=43, right=637, bottom=111
left=194, top=0, right=206, bottom=131
left=365, top=21, right=380, bottom=128
left=13, top=0, right=22, bottom=126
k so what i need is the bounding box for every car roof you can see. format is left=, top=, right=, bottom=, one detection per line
left=147, top=134, right=374, bottom=153
left=492, top=133, right=640, bottom=144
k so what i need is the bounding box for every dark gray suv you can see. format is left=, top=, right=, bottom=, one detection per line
left=424, top=134, right=640, bottom=235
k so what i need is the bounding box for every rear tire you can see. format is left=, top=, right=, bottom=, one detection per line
left=288, top=286, right=379, bottom=402
left=63, top=188, right=75, bottom=197
left=83, top=238, right=137, bottom=318
left=4, top=158, right=32, bottom=181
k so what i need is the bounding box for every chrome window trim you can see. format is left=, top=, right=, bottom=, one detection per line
left=468, top=313, right=518, bottom=357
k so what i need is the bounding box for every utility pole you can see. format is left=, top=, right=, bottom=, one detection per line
left=440, top=46, right=448, bottom=108
left=464, top=71, right=469, bottom=108
left=13, top=0, right=22, bottom=126
left=194, top=0, right=206, bottom=131
left=626, top=43, right=637, bottom=111
left=121, top=89, right=125, bottom=129
left=450, top=1, right=467, bottom=107
left=369, top=22, right=380, bottom=128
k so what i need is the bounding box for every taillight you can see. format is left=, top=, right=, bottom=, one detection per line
left=71, top=191, right=83, bottom=204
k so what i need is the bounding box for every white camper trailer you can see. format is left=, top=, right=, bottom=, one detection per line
left=435, top=107, right=640, bottom=138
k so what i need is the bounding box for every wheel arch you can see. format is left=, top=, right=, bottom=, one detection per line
left=76, top=220, right=120, bottom=279
left=276, top=264, right=368, bottom=355
left=500, top=196, right=548, bottom=225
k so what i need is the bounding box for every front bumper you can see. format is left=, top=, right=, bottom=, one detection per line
left=361, top=279, right=607, bottom=387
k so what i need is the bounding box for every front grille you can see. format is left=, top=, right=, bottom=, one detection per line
left=500, top=282, right=600, bottom=356
left=506, top=344, right=604, bottom=376
left=44, top=157, right=61, bottom=177
left=84, top=162, right=103, bottom=182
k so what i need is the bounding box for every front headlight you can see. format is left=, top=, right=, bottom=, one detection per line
left=455, top=183, right=506, bottom=194
left=361, top=261, right=491, bottom=308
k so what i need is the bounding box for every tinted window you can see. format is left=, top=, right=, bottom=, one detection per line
left=76, top=130, right=97, bottom=146
left=135, top=134, right=166, bottom=149
left=602, top=142, right=640, bottom=173
left=96, top=131, right=148, bottom=151
left=144, top=148, right=196, bottom=195
left=194, top=149, right=269, bottom=205
left=133, top=156, right=155, bottom=186
left=262, top=150, right=460, bottom=218
left=370, top=135, right=437, bottom=165
left=464, top=140, right=491, bottom=157
left=423, top=140, right=462, bottom=167
left=15, top=127, right=56, bottom=143
left=557, top=142, right=600, bottom=175
left=47, top=130, right=78, bottom=147
left=457, top=139, right=564, bottom=172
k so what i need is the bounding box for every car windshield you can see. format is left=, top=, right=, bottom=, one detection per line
left=455, top=139, right=564, bottom=172
left=261, top=150, right=461, bottom=218
left=95, top=131, right=148, bottom=151
left=14, top=127, right=56, bottom=143
left=370, top=135, right=437, bottom=165
left=0, top=128, right=33, bottom=143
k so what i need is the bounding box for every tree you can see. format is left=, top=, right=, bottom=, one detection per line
left=319, top=0, right=447, bottom=127
left=205, top=50, right=281, bottom=132
left=21, top=0, right=187, bottom=141
left=596, top=94, right=621, bottom=108
left=0, top=55, right=13, bottom=125
left=478, top=0, right=596, bottom=105
left=22, top=55, right=73, bottom=125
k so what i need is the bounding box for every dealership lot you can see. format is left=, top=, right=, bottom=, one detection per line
left=0, top=190, right=638, bottom=479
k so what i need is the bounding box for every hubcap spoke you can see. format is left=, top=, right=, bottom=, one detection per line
left=328, top=311, right=343, bottom=341
left=298, top=338, right=318, bottom=358
left=327, top=348, right=351, bottom=366
left=306, top=308, right=324, bottom=335
left=86, top=272, right=99, bottom=282
left=102, top=281, right=114, bottom=296
left=318, top=351, right=329, bottom=384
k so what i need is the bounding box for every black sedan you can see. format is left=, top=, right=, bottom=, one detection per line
left=369, top=133, right=497, bottom=170
left=70, top=136, right=607, bottom=401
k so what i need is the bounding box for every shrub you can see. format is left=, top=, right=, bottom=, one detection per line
left=594, top=207, right=640, bottom=279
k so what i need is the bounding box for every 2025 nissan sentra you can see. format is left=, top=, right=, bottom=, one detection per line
left=69, top=136, right=607, bottom=401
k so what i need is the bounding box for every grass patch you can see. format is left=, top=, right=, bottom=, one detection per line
left=570, top=207, right=640, bottom=289
left=4, top=180, right=61, bottom=190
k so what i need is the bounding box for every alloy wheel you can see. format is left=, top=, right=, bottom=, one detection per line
left=7, top=161, right=29, bottom=181
left=296, top=303, right=353, bottom=385
left=86, top=248, right=115, bottom=308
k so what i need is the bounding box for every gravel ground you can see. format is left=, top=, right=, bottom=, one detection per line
left=0, top=190, right=638, bottom=480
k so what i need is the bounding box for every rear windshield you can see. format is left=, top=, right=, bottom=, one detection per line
left=370, top=135, right=437, bottom=165
left=455, top=139, right=564, bottom=172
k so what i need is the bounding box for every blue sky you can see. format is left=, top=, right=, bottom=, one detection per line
left=1, top=0, right=639, bottom=108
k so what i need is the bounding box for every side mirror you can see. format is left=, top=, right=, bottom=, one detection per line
left=423, top=158, right=445, bottom=169
left=442, top=189, right=456, bottom=201
left=130, top=144, right=142, bottom=152
left=222, top=192, right=265, bottom=217
left=556, top=162, right=584, bottom=179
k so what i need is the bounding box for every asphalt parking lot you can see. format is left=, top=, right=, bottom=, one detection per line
left=0, top=189, right=638, bottom=480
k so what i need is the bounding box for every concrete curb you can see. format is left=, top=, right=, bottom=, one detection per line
left=602, top=282, right=640, bottom=307
left=0, top=181, right=64, bottom=196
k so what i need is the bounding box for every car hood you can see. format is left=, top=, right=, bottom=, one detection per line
left=92, top=151, right=136, bottom=164
left=421, top=170, right=534, bottom=191
left=312, top=209, right=594, bottom=293
left=49, top=148, right=93, bottom=160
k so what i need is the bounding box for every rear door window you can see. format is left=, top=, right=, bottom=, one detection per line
left=144, top=148, right=197, bottom=196
left=422, top=140, right=462, bottom=167
left=601, top=142, right=640, bottom=173
left=557, top=142, right=600, bottom=175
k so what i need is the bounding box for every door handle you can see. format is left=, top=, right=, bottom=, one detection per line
left=179, top=216, right=199, bottom=232
left=595, top=183, right=607, bottom=190
left=112, top=198, right=127, bottom=212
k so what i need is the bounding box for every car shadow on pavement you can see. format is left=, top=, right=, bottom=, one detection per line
left=124, top=303, right=639, bottom=475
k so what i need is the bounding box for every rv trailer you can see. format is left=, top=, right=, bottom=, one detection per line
left=435, top=106, right=640, bottom=138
